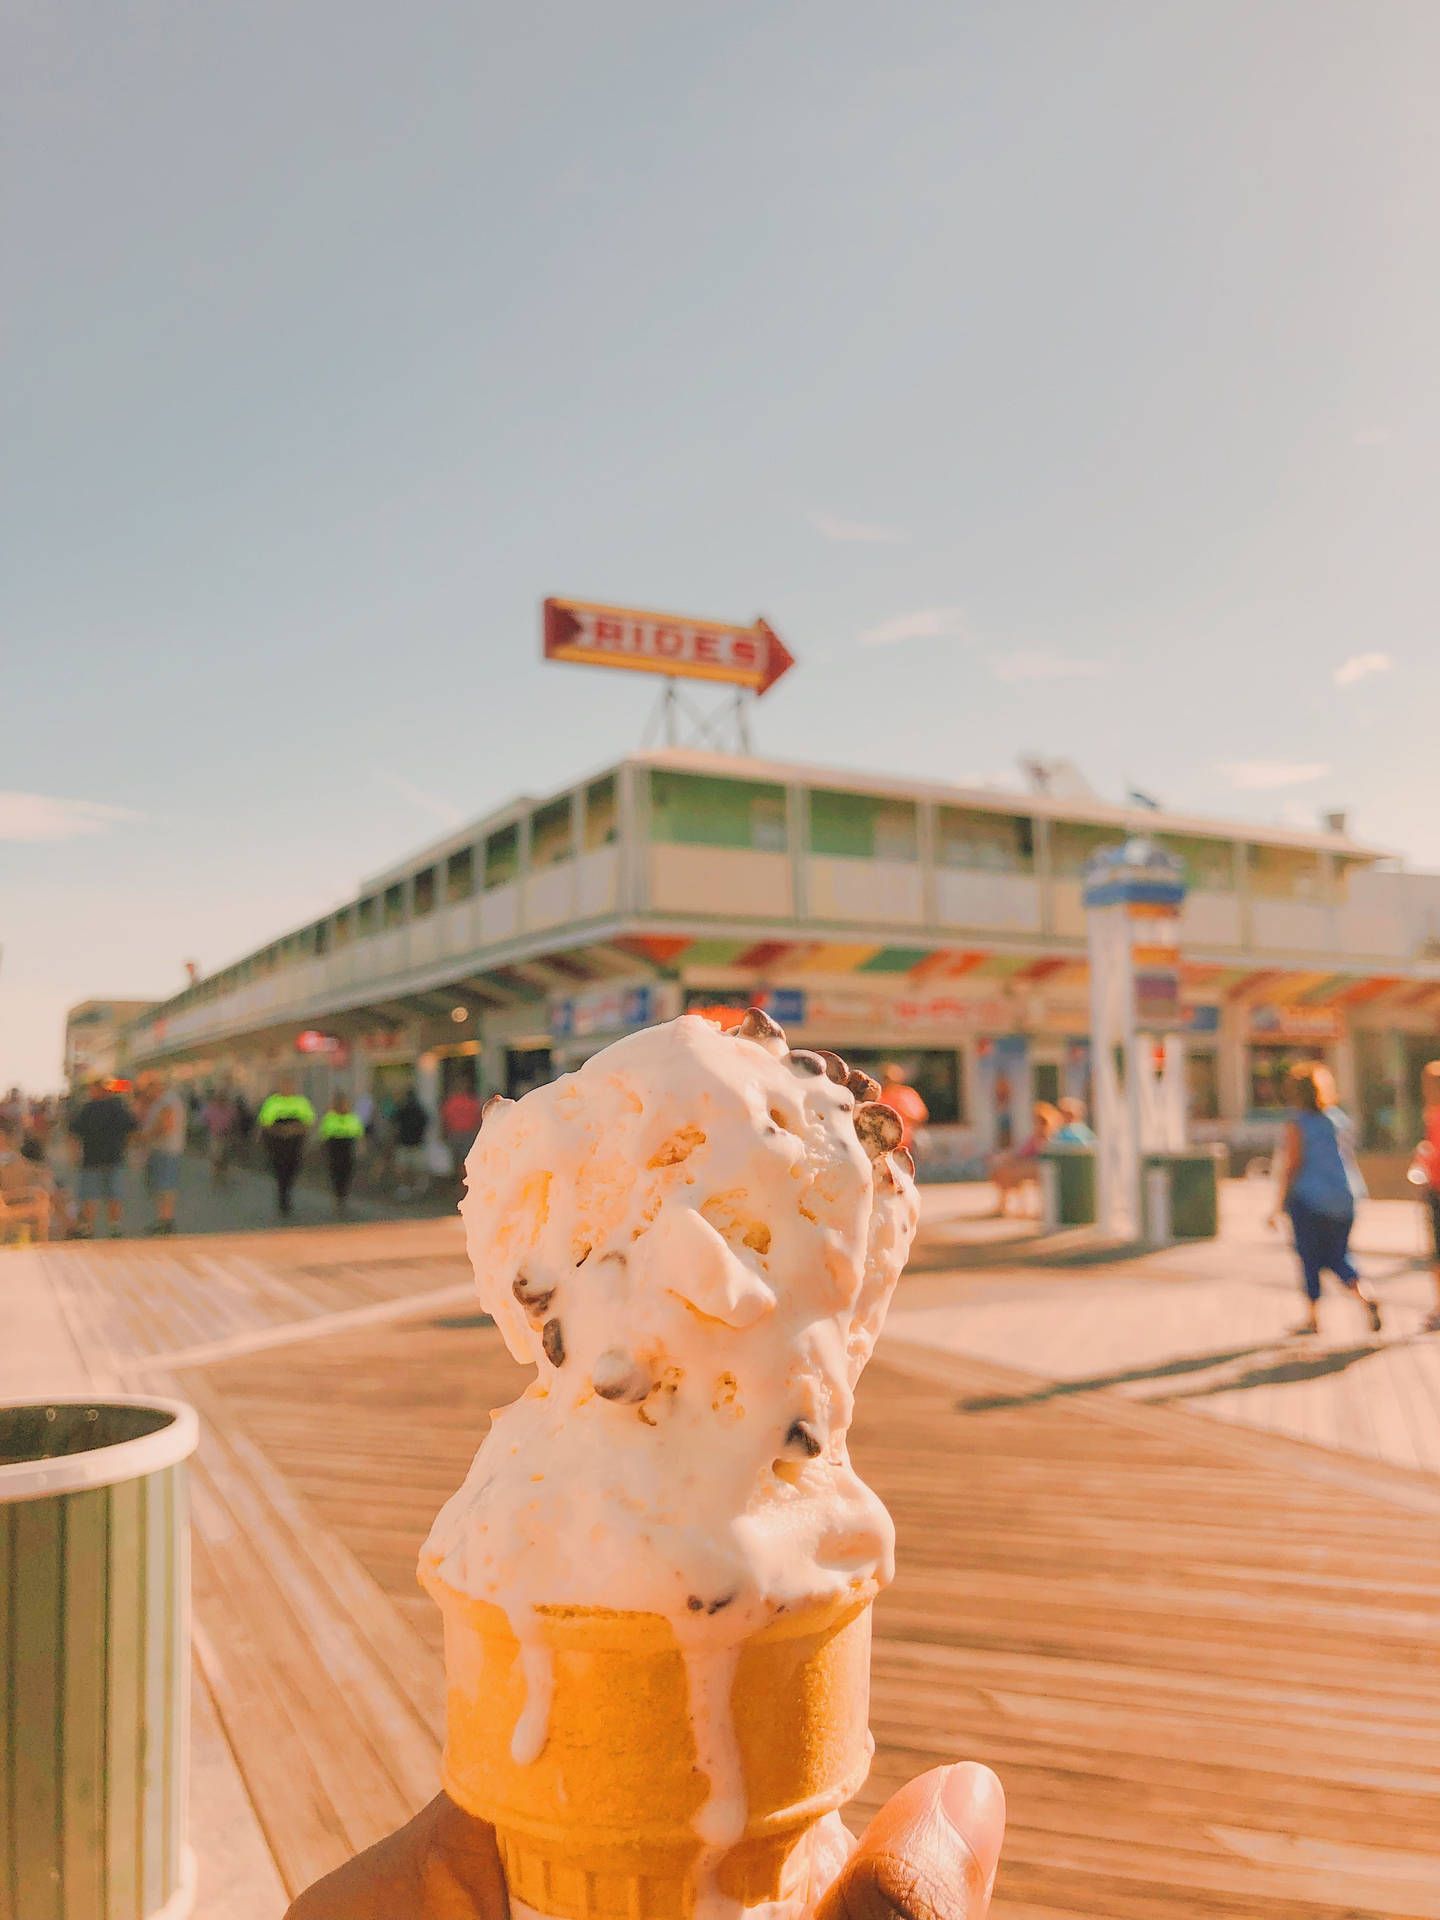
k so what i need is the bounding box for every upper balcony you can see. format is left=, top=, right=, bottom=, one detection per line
left=126, top=754, right=1431, bottom=1063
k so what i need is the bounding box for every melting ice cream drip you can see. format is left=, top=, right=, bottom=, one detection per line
left=424, top=1011, right=919, bottom=1892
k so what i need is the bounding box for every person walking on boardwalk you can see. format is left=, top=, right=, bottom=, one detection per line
left=1269, top=1061, right=1381, bottom=1338
left=392, top=1083, right=432, bottom=1200
left=257, top=1073, right=315, bottom=1218
left=440, top=1079, right=483, bottom=1177
left=202, top=1087, right=239, bottom=1187
left=136, top=1069, right=186, bottom=1235
left=67, top=1077, right=137, bottom=1238
left=1409, top=1058, right=1440, bottom=1334
left=319, top=1092, right=364, bottom=1215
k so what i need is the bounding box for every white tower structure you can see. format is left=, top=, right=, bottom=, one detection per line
left=1083, top=840, right=1189, bottom=1241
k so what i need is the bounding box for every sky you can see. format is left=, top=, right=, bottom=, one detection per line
left=5, top=0, right=1440, bottom=1088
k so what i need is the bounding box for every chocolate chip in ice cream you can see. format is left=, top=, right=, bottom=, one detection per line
left=786, top=1050, right=827, bottom=1077
left=512, top=1271, right=556, bottom=1316
left=686, top=1593, right=705, bottom=1612
left=785, top=1418, right=823, bottom=1458
left=541, top=1318, right=566, bottom=1368
left=736, top=1006, right=786, bottom=1047
left=854, top=1102, right=904, bottom=1157
left=846, top=1067, right=882, bottom=1104
left=592, top=1349, right=651, bottom=1404
left=706, top=1593, right=736, bottom=1614
left=815, top=1049, right=850, bottom=1086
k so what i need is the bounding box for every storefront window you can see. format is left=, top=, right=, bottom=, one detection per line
left=1187, top=1051, right=1220, bottom=1121
left=506, top=1046, right=554, bottom=1099
left=809, top=791, right=918, bottom=861
left=332, top=908, right=353, bottom=949
left=383, top=883, right=405, bottom=928
left=1248, top=1044, right=1330, bottom=1115
left=485, top=824, right=520, bottom=890
left=357, top=896, right=377, bottom=936
left=531, top=797, right=575, bottom=869
left=936, top=808, right=1034, bottom=873
left=585, top=776, right=618, bottom=849
left=446, top=848, right=475, bottom=903
left=649, top=772, right=788, bottom=851
left=413, top=867, right=436, bottom=916
left=838, top=1048, right=962, bottom=1125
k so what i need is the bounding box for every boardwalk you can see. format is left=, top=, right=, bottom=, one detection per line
left=9, top=1200, right=1440, bottom=1919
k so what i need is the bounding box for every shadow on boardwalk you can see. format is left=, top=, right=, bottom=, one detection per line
left=955, top=1336, right=1401, bottom=1412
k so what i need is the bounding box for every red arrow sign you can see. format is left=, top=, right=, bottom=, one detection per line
left=543, top=597, right=795, bottom=697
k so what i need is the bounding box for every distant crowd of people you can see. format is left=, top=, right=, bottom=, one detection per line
left=0, top=1071, right=490, bottom=1242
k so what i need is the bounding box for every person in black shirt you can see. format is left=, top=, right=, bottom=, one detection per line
left=69, top=1078, right=138, bottom=1238
left=393, top=1086, right=431, bottom=1200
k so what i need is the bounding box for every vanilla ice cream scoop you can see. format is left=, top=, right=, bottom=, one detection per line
left=423, top=1009, right=920, bottom=1825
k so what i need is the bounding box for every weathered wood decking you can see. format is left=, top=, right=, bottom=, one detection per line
left=13, top=1217, right=1440, bottom=1919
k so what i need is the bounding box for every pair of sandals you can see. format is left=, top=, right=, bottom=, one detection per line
left=1289, top=1295, right=1384, bottom=1338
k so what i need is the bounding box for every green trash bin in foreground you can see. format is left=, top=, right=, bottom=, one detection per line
left=1041, top=1145, right=1098, bottom=1226
left=1, top=1397, right=199, bottom=1920
left=1142, top=1146, right=1224, bottom=1242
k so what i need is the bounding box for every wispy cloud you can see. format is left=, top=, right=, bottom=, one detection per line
left=0, top=792, right=144, bottom=843
left=1353, top=426, right=1397, bottom=448
left=808, top=510, right=911, bottom=546
left=1334, top=650, right=1392, bottom=687
left=377, top=772, right=465, bottom=826
left=1218, top=760, right=1331, bottom=791
left=858, top=606, right=968, bottom=647
left=988, top=649, right=1109, bottom=684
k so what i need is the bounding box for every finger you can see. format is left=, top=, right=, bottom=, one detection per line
left=812, top=1764, right=1006, bottom=1920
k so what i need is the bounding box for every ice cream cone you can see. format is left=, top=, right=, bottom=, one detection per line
left=420, top=1560, right=877, bottom=1920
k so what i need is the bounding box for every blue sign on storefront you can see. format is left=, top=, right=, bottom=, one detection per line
left=551, top=984, right=655, bottom=1040
left=682, top=987, right=806, bottom=1026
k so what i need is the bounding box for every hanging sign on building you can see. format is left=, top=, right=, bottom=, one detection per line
left=551, top=982, right=669, bottom=1041
left=1248, top=1004, right=1343, bottom=1044
left=684, top=987, right=807, bottom=1027
left=295, top=1030, right=344, bottom=1057
left=543, top=597, right=795, bottom=695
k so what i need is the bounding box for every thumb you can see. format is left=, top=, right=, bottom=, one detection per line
left=813, top=1765, right=1006, bottom=1920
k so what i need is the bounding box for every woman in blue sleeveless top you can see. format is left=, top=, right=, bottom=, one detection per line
left=1270, top=1062, right=1381, bottom=1337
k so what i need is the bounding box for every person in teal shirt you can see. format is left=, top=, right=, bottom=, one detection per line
left=319, top=1092, right=364, bottom=1214
left=257, top=1075, right=315, bottom=1217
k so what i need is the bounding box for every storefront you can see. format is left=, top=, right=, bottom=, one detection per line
left=1245, top=1005, right=1342, bottom=1118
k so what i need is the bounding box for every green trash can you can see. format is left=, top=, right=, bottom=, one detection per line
left=0, top=1397, right=199, bottom=1920
left=1041, top=1145, right=1098, bottom=1226
left=1142, top=1147, right=1223, bottom=1241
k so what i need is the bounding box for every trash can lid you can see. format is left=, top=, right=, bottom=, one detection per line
left=0, top=1395, right=198, bottom=1504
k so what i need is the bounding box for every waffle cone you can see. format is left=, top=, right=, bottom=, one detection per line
left=419, top=1561, right=876, bottom=1920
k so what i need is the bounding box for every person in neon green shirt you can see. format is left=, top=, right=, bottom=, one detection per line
left=257, top=1075, right=315, bottom=1217
left=318, top=1092, right=364, bottom=1215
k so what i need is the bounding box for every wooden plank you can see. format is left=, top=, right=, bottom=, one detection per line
left=188, top=1657, right=289, bottom=1920
left=60, top=1487, right=110, bottom=1917
left=12, top=1498, right=63, bottom=1920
